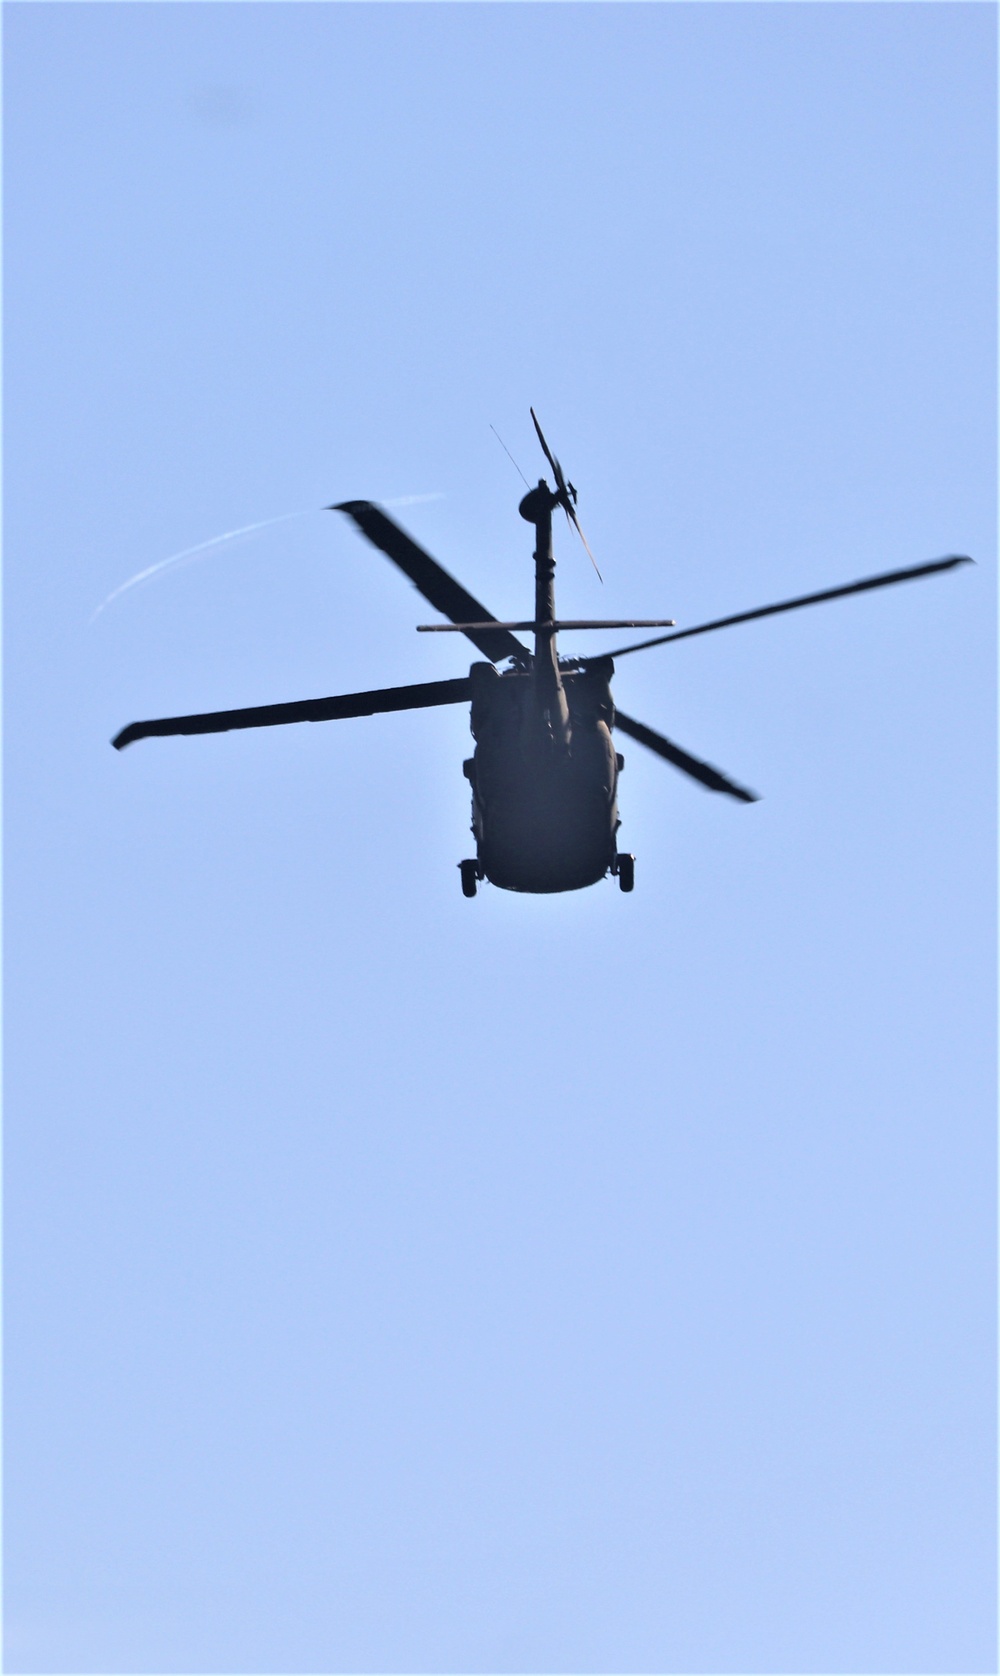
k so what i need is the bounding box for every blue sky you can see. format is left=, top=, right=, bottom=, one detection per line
left=4, top=4, right=996, bottom=1671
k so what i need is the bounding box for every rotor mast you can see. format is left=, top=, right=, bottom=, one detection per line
left=519, top=481, right=570, bottom=743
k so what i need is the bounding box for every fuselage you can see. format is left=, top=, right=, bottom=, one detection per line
left=462, top=481, right=621, bottom=894
left=464, top=660, right=620, bottom=892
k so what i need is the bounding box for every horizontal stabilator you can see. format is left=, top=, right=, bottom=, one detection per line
left=417, top=620, right=676, bottom=632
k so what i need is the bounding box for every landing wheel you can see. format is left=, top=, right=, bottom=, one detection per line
left=616, top=853, right=635, bottom=893
left=459, top=860, right=479, bottom=898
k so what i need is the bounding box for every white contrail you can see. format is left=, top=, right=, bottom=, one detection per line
left=89, top=493, right=446, bottom=623
left=88, top=509, right=314, bottom=623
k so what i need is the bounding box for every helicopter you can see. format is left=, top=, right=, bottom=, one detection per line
left=112, top=411, right=971, bottom=897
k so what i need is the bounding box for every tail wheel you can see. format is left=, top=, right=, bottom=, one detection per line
left=616, top=853, right=635, bottom=893
left=459, top=860, right=479, bottom=898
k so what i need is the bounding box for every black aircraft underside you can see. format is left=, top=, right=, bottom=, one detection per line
left=472, top=746, right=618, bottom=893
left=465, top=664, right=619, bottom=893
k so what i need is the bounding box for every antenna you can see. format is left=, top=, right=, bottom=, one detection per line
left=490, top=424, right=531, bottom=489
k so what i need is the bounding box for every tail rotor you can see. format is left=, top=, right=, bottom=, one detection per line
left=529, top=408, right=603, bottom=582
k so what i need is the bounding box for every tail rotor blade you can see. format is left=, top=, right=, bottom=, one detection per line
left=531, top=407, right=603, bottom=582
left=563, top=503, right=603, bottom=583
left=530, top=407, right=561, bottom=484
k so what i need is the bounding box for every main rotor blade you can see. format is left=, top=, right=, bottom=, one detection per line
left=332, top=501, right=528, bottom=665
left=112, top=677, right=471, bottom=750
left=614, top=709, right=759, bottom=802
left=603, top=555, right=973, bottom=659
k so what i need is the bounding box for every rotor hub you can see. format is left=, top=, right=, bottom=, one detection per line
left=519, top=482, right=555, bottom=523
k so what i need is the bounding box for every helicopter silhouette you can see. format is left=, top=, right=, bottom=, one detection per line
left=113, top=411, right=970, bottom=897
